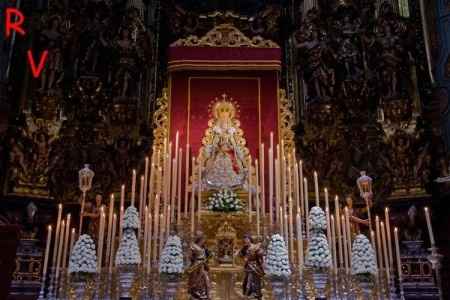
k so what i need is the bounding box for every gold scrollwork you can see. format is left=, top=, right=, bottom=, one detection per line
left=152, top=88, right=169, bottom=152
left=171, top=23, right=280, bottom=48
left=279, top=89, right=295, bottom=155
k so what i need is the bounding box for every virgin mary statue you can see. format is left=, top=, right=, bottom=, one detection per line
left=199, top=95, right=249, bottom=190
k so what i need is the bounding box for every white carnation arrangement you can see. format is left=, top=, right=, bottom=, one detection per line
left=68, top=234, right=97, bottom=275
left=351, top=234, right=378, bottom=278
left=305, top=232, right=332, bottom=269
left=159, top=235, right=184, bottom=275
left=207, top=189, right=242, bottom=212
left=309, top=206, right=327, bottom=232
left=115, top=205, right=141, bottom=266
left=264, top=234, right=291, bottom=278
left=122, top=205, right=140, bottom=230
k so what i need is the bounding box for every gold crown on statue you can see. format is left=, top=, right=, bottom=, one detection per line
left=210, top=94, right=240, bottom=119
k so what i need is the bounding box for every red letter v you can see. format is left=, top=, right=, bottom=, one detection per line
left=27, top=50, right=48, bottom=78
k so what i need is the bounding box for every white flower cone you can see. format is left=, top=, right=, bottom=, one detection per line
left=265, top=234, right=291, bottom=278
left=305, top=232, right=332, bottom=269
left=115, top=229, right=142, bottom=265
left=68, top=234, right=97, bottom=274
left=351, top=234, right=378, bottom=276
left=159, top=235, right=184, bottom=274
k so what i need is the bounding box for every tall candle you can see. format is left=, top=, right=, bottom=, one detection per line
left=248, top=156, right=252, bottom=222
left=69, top=228, right=75, bottom=258
left=98, top=207, right=106, bottom=269
left=159, top=214, right=165, bottom=255
left=191, top=158, right=196, bottom=234
left=255, top=159, right=260, bottom=236
left=171, top=158, right=177, bottom=222
left=299, top=160, right=304, bottom=217
left=119, top=205, right=124, bottom=242
left=144, top=156, right=149, bottom=207
left=109, top=214, right=117, bottom=272
left=148, top=163, right=155, bottom=209
left=177, top=148, right=182, bottom=225
left=153, top=202, right=160, bottom=262
left=284, top=214, right=289, bottom=258
left=375, top=216, right=383, bottom=269
left=52, top=204, right=62, bottom=273
left=288, top=197, right=294, bottom=262
left=325, top=189, right=331, bottom=250
left=296, top=213, right=304, bottom=275
left=370, top=230, right=377, bottom=266
left=43, top=225, right=52, bottom=278
left=146, top=213, right=153, bottom=273
left=197, top=159, right=202, bottom=224
left=342, top=215, right=349, bottom=273
left=331, top=214, right=337, bottom=272
left=304, top=178, right=310, bottom=241
left=314, top=171, right=319, bottom=206
left=275, top=158, right=280, bottom=224
left=184, top=144, right=190, bottom=217
left=381, top=221, right=390, bottom=284
left=131, top=169, right=136, bottom=206
left=394, top=227, right=402, bottom=285
left=62, top=214, right=71, bottom=269
left=143, top=205, right=149, bottom=262
left=260, top=144, right=265, bottom=218
left=294, top=162, right=300, bottom=215
left=385, top=207, right=394, bottom=269
left=106, top=194, right=114, bottom=267
left=280, top=207, right=284, bottom=237
left=345, top=207, right=352, bottom=270
left=139, top=175, right=145, bottom=238
left=269, top=143, right=274, bottom=226
left=424, top=207, right=435, bottom=246
left=55, top=220, right=65, bottom=279
left=335, top=196, right=343, bottom=268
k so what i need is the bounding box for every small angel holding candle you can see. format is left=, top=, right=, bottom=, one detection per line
left=187, top=231, right=211, bottom=300
left=82, top=193, right=103, bottom=238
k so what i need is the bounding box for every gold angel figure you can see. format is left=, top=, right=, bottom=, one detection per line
left=199, top=95, right=249, bottom=190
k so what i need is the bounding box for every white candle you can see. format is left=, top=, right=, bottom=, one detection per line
left=184, top=144, right=190, bottom=217
left=98, top=207, right=106, bottom=269
left=275, top=158, right=280, bottom=224
left=342, top=215, right=348, bottom=273
left=299, top=160, right=304, bottom=218
left=119, top=205, right=124, bottom=242
left=148, top=162, right=155, bottom=209
left=304, top=178, right=309, bottom=241
left=139, top=175, right=145, bottom=238
left=153, top=200, right=160, bottom=262
left=191, top=158, right=196, bottom=234
left=55, top=220, right=65, bottom=279
left=144, top=156, right=149, bottom=207
left=294, top=162, right=300, bottom=215
left=171, top=158, right=177, bottom=222
left=385, top=207, right=394, bottom=269
left=119, top=185, right=125, bottom=240
left=248, top=156, right=252, bottom=222
left=260, top=144, right=265, bottom=219
left=109, top=214, right=117, bottom=272
left=296, top=213, right=304, bottom=275
left=69, top=228, right=75, bottom=258
left=335, top=196, right=343, bottom=268
left=394, top=227, right=402, bottom=284
left=52, top=204, right=62, bottom=273
left=197, top=159, right=202, bottom=224
left=106, top=194, right=114, bottom=267
left=43, top=225, right=52, bottom=278
left=376, top=216, right=383, bottom=269
left=314, top=171, right=319, bottom=206
left=146, top=213, right=153, bottom=273
left=371, top=230, right=377, bottom=266
left=159, top=214, right=165, bottom=255
left=331, top=214, right=337, bottom=272
left=269, top=140, right=274, bottom=226
left=325, top=189, right=331, bottom=250
left=280, top=207, right=284, bottom=237
left=131, top=169, right=136, bottom=206
left=345, top=207, right=352, bottom=270
left=177, top=148, right=182, bottom=225
left=255, top=159, right=260, bottom=236
left=424, top=207, right=435, bottom=246
left=143, top=205, right=149, bottom=262
left=288, top=197, right=294, bottom=262
left=62, top=214, right=71, bottom=269
left=381, top=221, right=390, bottom=284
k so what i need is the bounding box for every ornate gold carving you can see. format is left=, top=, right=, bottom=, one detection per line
left=279, top=89, right=295, bottom=155
left=216, top=221, right=237, bottom=265
left=171, top=23, right=280, bottom=48
left=152, top=88, right=169, bottom=151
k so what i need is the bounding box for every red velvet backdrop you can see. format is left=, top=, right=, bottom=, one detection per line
left=169, top=70, right=279, bottom=157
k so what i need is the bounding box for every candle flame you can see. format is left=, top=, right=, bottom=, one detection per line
left=48, top=225, right=52, bottom=230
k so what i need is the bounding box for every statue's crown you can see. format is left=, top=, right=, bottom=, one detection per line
left=213, top=94, right=236, bottom=117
